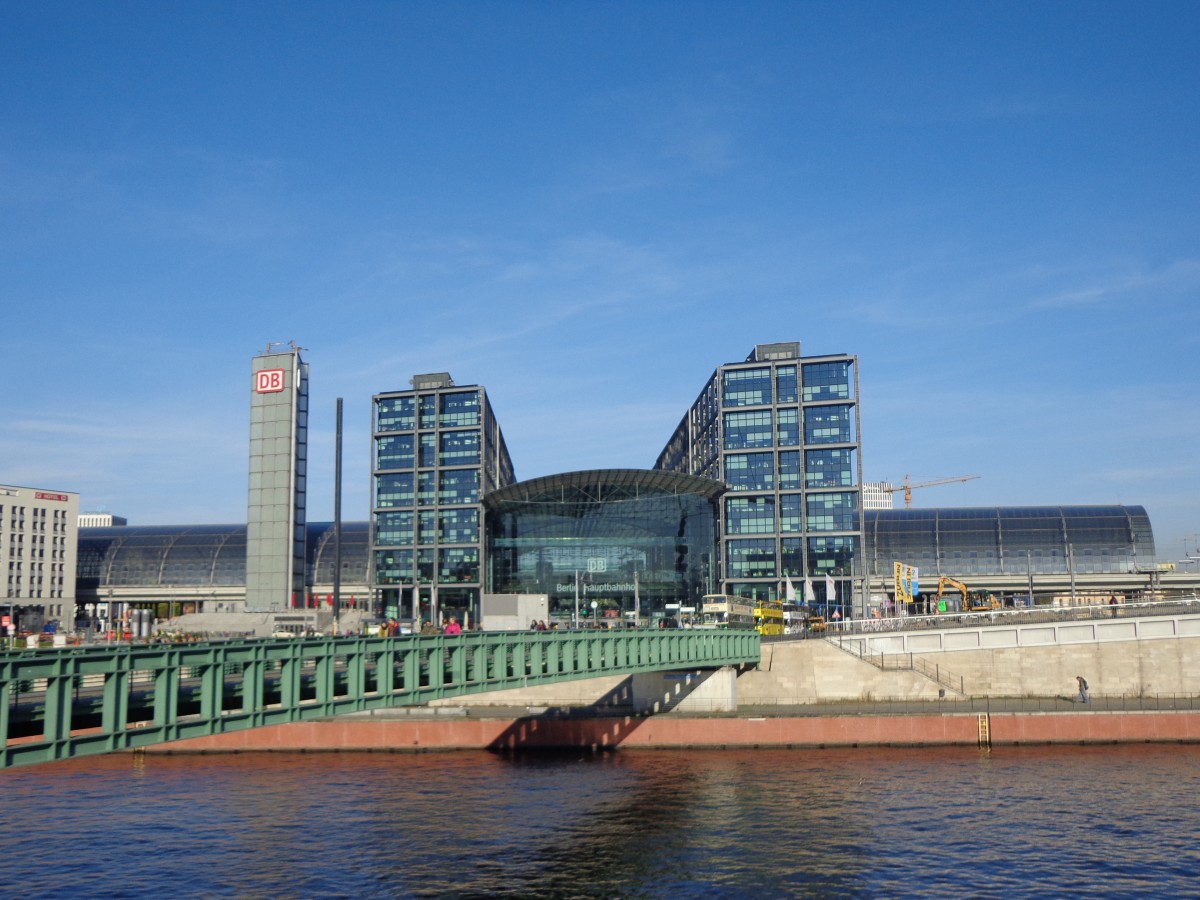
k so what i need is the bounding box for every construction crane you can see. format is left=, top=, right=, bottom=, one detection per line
left=887, top=474, right=981, bottom=508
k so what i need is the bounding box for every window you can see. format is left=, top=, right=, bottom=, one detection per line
left=776, top=366, right=798, bottom=403
left=722, top=368, right=772, bottom=407
left=376, top=473, right=414, bottom=508
left=418, top=472, right=437, bottom=506
left=419, top=433, right=437, bottom=467
left=374, top=548, right=414, bottom=585
left=376, top=396, right=415, bottom=431
left=804, top=405, right=853, bottom=444
left=439, top=547, right=479, bottom=583
left=779, top=451, right=801, bottom=490
left=419, top=395, right=437, bottom=429
left=776, top=408, right=799, bottom=446
left=440, top=391, right=480, bottom=427
left=802, top=362, right=851, bottom=401
left=726, top=497, right=775, bottom=534
left=725, top=453, right=774, bottom=491
left=724, top=411, right=773, bottom=449
left=779, top=494, right=802, bottom=532
left=805, top=448, right=855, bottom=487
left=439, top=469, right=479, bottom=505
left=439, top=430, right=480, bottom=466
left=375, top=434, right=414, bottom=470
left=438, top=508, right=479, bottom=544
left=805, top=492, right=857, bottom=531
left=418, top=511, right=437, bottom=544
left=726, top=539, right=776, bottom=578
left=808, top=535, right=858, bottom=576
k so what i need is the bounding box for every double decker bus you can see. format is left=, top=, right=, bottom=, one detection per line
left=698, top=594, right=756, bottom=629
left=752, top=600, right=785, bottom=636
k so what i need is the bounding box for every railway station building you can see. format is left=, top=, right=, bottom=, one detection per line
left=70, top=340, right=1179, bottom=632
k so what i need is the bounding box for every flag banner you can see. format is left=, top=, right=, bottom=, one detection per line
left=804, top=578, right=816, bottom=603
left=785, top=576, right=797, bottom=603
left=825, top=574, right=836, bottom=602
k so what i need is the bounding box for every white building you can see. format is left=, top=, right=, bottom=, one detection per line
left=861, top=482, right=895, bottom=510
left=78, top=513, right=127, bottom=528
left=0, top=484, right=79, bottom=631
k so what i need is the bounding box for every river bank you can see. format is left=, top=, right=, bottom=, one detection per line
left=144, top=706, right=1200, bottom=755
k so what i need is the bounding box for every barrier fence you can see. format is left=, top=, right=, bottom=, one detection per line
left=1, top=628, right=760, bottom=770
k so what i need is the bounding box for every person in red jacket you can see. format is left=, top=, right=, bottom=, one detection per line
left=444, top=616, right=462, bottom=635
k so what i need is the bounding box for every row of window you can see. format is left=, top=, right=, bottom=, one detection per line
left=725, top=449, right=856, bottom=491
left=0, top=506, right=72, bottom=534
left=375, top=430, right=480, bottom=469
left=725, top=493, right=859, bottom=534
left=721, top=362, right=852, bottom=408
left=376, top=470, right=480, bottom=508
left=375, top=391, right=481, bottom=431
left=724, top=405, right=854, bottom=449
left=374, top=547, right=480, bottom=585
left=375, top=508, right=480, bottom=546
left=724, top=535, right=859, bottom=579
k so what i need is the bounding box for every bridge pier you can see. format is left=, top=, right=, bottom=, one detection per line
left=631, top=666, right=738, bottom=714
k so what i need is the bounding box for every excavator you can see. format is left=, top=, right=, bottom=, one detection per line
left=935, top=576, right=1002, bottom=612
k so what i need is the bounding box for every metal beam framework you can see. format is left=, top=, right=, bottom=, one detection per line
left=1, top=629, right=759, bottom=770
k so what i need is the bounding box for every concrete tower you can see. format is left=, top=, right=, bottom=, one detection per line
left=247, top=342, right=309, bottom=610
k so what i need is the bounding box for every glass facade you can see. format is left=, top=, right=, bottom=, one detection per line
left=863, top=506, right=1157, bottom=578
left=370, top=375, right=515, bottom=625
left=655, top=344, right=862, bottom=611
left=76, top=505, right=1156, bottom=609
left=76, top=523, right=369, bottom=593
left=484, top=470, right=722, bottom=622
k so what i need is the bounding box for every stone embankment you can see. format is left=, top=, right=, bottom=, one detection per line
left=149, top=636, right=1200, bottom=754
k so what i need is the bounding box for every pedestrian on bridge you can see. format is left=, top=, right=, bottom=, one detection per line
left=444, top=616, right=462, bottom=635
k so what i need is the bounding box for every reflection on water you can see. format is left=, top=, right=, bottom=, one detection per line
left=2, top=745, right=1198, bottom=898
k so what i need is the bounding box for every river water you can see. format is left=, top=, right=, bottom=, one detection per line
left=2, top=745, right=1197, bottom=898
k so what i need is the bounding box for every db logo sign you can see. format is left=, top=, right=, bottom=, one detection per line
left=255, top=369, right=286, bottom=393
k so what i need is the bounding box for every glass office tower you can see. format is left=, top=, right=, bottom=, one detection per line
left=371, top=373, right=514, bottom=626
left=655, top=342, right=863, bottom=615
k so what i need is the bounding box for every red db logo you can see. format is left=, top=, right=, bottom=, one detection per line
left=256, top=369, right=285, bottom=393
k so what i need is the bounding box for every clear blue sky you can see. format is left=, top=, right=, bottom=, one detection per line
left=3, top=2, right=1197, bottom=563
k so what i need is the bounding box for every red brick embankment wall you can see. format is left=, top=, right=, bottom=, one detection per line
left=146, top=711, right=1200, bottom=754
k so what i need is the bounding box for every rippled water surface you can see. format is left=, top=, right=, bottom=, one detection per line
left=2, top=745, right=1197, bottom=898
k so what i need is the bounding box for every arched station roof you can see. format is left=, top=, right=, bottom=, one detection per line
left=77, top=522, right=369, bottom=589
left=483, top=468, right=727, bottom=512
left=864, top=505, right=1155, bottom=577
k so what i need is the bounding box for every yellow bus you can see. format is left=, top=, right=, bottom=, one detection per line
left=752, top=601, right=785, bottom=636
left=699, top=595, right=756, bottom=629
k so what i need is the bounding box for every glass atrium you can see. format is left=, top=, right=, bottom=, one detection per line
left=483, top=470, right=724, bottom=622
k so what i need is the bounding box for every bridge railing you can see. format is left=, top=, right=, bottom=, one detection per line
left=1, top=628, right=759, bottom=770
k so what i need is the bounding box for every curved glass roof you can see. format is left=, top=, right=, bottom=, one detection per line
left=77, top=503, right=1156, bottom=590
left=484, top=468, right=727, bottom=511
left=78, top=522, right=370, bottom=589
left=864, top=505, right=1155, bottom=577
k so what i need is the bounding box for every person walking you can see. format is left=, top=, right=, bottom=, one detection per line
left=1076, top=675, right=1090, bottom=704
left=444, top=616, right=462, bottom=635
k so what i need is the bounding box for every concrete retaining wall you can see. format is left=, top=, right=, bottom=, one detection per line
left=741, top=636, right=1200, bottom=702
left=149, top=709, right=1200, bottom=754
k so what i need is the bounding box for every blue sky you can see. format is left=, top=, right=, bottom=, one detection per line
left=2, top=2, right=1197, bottom=563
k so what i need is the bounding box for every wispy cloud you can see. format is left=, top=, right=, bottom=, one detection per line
left=1030, top=259, right=1200, bottom=310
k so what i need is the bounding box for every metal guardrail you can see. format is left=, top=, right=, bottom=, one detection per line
left=829, top=639, right=967, bottom=696
left=765, top=597, right=1200, bottom=641
left=0, top=628, right=760, bottom=770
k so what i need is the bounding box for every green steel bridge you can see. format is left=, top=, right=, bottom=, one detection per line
left=1, top=629, right=760, bottom=770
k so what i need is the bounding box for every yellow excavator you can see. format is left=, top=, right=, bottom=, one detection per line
left=936, top=576, right=1002, bottom=612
